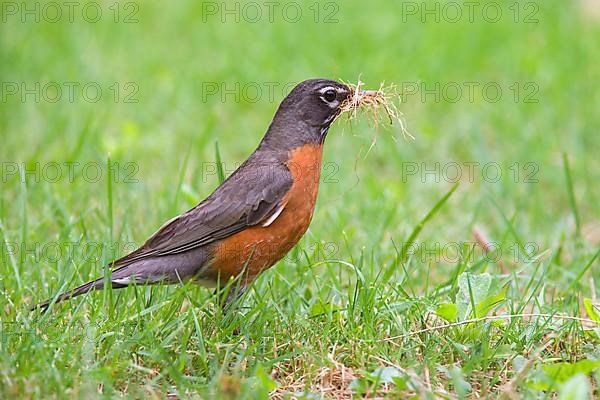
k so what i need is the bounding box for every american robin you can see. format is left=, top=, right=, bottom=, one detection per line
left=33, top=78, right=356, bottom=310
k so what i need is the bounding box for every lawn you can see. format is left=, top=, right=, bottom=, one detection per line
left=1, top=0, right=600, bottom=398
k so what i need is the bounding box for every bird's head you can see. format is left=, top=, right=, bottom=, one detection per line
left=284, top=78, right=352, bottom=128
left=262, top=79, right=353, bottom=149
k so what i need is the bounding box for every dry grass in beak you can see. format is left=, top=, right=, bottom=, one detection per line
left=339, top=80, right=414, bottom=141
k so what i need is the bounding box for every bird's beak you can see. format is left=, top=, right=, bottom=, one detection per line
left=361, top=90, right=379, bottom=96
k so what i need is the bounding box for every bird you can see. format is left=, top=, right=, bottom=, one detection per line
left=32, top=78, right=357, bottom=311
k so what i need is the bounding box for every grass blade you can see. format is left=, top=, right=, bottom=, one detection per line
left=562, top=153, right=581, bottom=237
left=566, top=247, right=600, bottom=292
left=171, top=141, right=193, bottom=214
left=0, top=220, right=21, bottom=291
left=214, top=141, right=225, bottom=184
left=399, top=183, right=459, bottom=262
left=106, top=155, right=114, bottom=241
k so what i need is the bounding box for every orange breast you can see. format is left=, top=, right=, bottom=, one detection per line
left=207, top=143, right=324, bottom=284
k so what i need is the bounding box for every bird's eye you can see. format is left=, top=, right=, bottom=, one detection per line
left=323, top=89, right=337, bottom=102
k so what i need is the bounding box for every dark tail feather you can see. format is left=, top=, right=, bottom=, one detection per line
left=30, top=277, right=126, bottom=312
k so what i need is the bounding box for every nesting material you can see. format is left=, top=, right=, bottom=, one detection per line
left=339, top=80, right=414, bottom=141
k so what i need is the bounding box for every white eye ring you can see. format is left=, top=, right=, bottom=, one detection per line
left=319, top=86, right=342, bottom=107
left=322, top=89, right=337, bottom=102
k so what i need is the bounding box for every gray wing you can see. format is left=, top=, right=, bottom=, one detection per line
left=112, top=162, right=292, bottom=267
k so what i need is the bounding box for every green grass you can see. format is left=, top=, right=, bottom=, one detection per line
left=1, top=0, right=600, bottom=398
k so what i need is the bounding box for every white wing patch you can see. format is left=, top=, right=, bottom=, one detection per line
left=112, top=275, right=167, bottom=285
left=262, top=204, right=285, bottom=227
left=112, top=277, right=132, bottom=285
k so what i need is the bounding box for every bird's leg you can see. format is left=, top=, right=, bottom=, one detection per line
left=214, top=284, right=247, bottom=311
left=224, top=284, right=247, bottom=309
left=219, top=285, right=246, bottom=336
